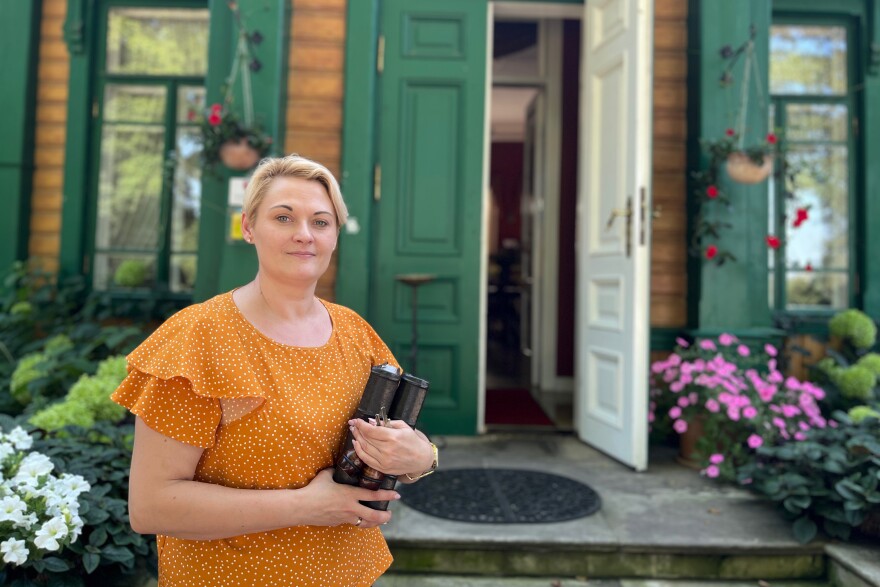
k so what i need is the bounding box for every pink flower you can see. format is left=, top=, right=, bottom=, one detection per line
left=705, top=399, right=720, bottom=413
left=743, top=406, right=757, bottom=419
left=747, top=434, right=763, bottom=449
left=668, top=406, right=682, bottom=419
left=648, top=411, right=655, bottom=423
left=764, top=343, right=778, bottom=357
left=699, top=339, right=717, bottom=351
left=737, top=344, right=750, bottom=357
left=727, top=407, right=740, bottom=421
left=675, top=337, right=690, bottom=348
left=709, top=453, right=724, bottom=464
left=794, top=432, right=807, bottom=441
left=673, top=419, right=688, bottom=434
left=704, top=465, right=720, bottom=478
left=688, top=392, right=698, bottom=404
left=677, top=396, right=690, bottom=408
left=718, top=333, right=737, bottom=346
left=670, top=380, right=685, bottom=392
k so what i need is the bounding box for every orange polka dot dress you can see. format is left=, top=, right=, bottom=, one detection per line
left=110, top=291, right=398, bottom=587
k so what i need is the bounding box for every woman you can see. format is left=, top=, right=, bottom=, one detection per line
left=111, top=155, right=437, bottom=587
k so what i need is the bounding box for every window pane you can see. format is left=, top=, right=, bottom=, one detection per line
left=785, top=103, right=848, bottom=142
left=786, top=271, right=848, bottom=310
left=770, top=25, right=847, bottom=95
left=95, top=124, right=165, bottom=251
left=178, top=86, right=205, bottom=124
left=93, top=253, right=155, bottom=290
left=171, top=128, right=202, bottom=252
left=104, top=84, right=165, bottom=123
left=784, top=146, right=849, bottom=271
left=170, top=254, right=198, bottom=293
left=107, top=8, right=209, bottom=76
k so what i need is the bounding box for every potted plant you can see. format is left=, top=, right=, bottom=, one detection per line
left=650, top=333, right=829, bottom=480
left=201, top=103, right=271, bottom=172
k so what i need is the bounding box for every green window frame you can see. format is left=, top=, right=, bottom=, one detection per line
left=768, top=14, right=860, bottom=316
left=86, top=0, right=208, bottom=297
left=767, top=0, right=880, bottom=332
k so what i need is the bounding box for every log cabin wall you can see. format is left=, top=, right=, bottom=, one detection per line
left=650, top=0, right=689, bottom=331
left=285, top=0, right=347, bottom=301
left=30, top=0, right=68, bottom=275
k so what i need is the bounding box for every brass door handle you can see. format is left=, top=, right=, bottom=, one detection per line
left=606, top=207, right=632, bottom=229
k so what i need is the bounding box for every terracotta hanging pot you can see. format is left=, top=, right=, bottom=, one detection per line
left=219, top=138, right=261, bottom=171
left=726, top=152, right=774, bottom=184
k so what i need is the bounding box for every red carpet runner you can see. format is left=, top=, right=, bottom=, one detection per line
left=485, top=388, right=554, bottom=426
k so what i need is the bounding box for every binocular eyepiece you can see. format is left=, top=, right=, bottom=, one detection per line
left=332, top=363, right=429, bottom=510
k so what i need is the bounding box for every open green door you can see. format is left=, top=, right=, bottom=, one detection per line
left=371, top=0, right=487, bottom=435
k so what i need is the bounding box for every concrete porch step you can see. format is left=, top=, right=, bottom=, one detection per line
left=376, top=576, right=828, bottom=587
left=380, top=435, right=879, bottom=585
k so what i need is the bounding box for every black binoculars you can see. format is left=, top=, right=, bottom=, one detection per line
left=333, top=363, right=429, bottom=510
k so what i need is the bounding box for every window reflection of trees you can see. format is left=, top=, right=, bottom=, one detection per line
left=95, top=7, right=208, bottom=292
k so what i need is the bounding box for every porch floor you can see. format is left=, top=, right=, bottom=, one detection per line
left=378, top=433, right=880, bottom=586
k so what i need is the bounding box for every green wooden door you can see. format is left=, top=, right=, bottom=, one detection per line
left=371, top=0, right=487, bottom=435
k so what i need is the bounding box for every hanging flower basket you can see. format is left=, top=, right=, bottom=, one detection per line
left=725, top=152, right=774, bottom=184
left=219, top=137, right=263, bottom=171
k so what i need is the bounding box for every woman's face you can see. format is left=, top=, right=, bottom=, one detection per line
left=242, top=176, right=338, bottom=286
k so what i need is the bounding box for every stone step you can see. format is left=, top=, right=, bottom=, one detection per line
left=376, top=575, right=828, bottom=587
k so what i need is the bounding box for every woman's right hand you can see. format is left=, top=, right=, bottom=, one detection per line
left=297, top=469, right=397, bottom=529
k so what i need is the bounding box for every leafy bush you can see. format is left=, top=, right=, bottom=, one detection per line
left=29, top=357, right=128, bottom=433
left=810, top=309, right=880, bottom=414
left=0, top=263, right=146, bottom=418
left=27, top=420, right=156, bottom=586
left=0, top=425, right=90, bottom=583
left=737, top=411, right=880, bottom=543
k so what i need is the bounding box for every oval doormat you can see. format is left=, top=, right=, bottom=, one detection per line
left=398, top=468, right=601, bottom=523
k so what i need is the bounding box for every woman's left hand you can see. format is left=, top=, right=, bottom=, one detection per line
left=348, top=418, right=433, bottom=477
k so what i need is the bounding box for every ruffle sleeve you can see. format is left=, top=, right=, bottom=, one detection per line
left=110, top=294, right=267, bottom=448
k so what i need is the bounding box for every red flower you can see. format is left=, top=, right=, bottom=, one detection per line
left=705, top=245, right=718, bottom=260
left=805, top=262, right=813, bottom=272
left=765, top=235, right=781, bottom=249
left=766, top=133, right=777, bottom=144
left=706, top=185, right=719, bottom=199
left=210, top=103, right=223, bottom=114
left=208, top=112, right=222, bottom=126
left=792, top=207, right=809, bottom=228
left=725, top=128, right=736, bottom=137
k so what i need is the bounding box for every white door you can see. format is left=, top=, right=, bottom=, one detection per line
left=575, top=0, right=654, bottom=470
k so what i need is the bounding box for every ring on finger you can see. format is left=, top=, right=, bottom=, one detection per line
left=355, top=516, right=363, bottom=527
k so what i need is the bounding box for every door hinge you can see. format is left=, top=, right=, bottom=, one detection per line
left=373, top=164, right=381, bottom=201
left=377, top=35, right=385, bottom=74
left=92, top=98, right=98, bottom=118
left=853, top=116, right=860, bottom=138
left=855, top=272, right=861, bottom=296
left=82, top=254, right=90, bottom=274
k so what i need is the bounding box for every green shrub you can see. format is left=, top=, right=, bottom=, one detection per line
left=30, top=356, right=128, bottom=432
left=849, top=405, right=880, bottom=424
left=113, top=260, right=148, bottom=288
left=829, top=309, right=877, bottom=350
left=738, top=411, right=880, bottom=543
left=830, top=365, right=877, bottom=401
left=9, top=352, right=48, bottom=405
left=856, top=352, right=880, bottom=376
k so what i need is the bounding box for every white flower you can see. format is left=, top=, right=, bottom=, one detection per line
left=33, top=517, right=68, bottom=551
left=1, top=537, right=28, bottom=565
left=15, top=511, right=38, bottom=530
left=0, top=495, right=27, bottom=524
left=6, top=427, right=33, bottom=451
left=58, top=474, right=90, bottom=497
left=0, top=441, right=14, bottom=466
left=11, top=453, right=54, bottom=487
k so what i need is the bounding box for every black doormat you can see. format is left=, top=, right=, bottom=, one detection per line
left=399, top=468, right=601, bottom=524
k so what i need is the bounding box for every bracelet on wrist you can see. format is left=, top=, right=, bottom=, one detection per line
left=404, top=442, right=438, bottom=481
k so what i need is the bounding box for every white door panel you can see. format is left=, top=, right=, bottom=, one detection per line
left=575, top=0, right=653, bottom=471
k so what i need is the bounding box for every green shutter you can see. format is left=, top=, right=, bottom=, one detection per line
left=371, top=0, right=487, bottom=435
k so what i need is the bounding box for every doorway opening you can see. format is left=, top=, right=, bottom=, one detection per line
left=484, top=15, right=580, bottom=430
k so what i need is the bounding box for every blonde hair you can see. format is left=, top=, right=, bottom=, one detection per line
left=242, top=154, right=348, bottom=227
